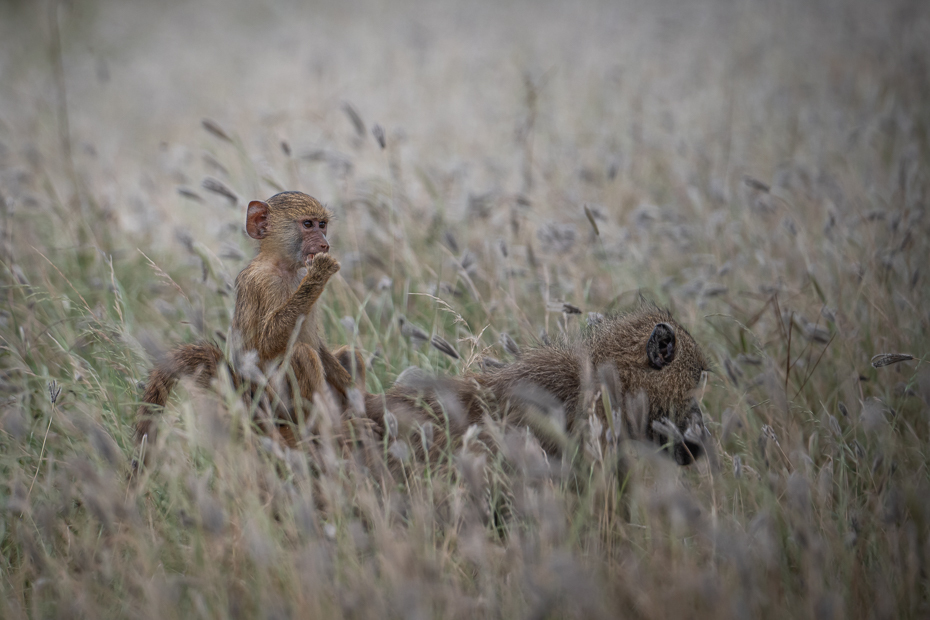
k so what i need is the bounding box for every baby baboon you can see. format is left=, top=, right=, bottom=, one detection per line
left=135, top=191, right=364, bottom=457
left=365, top=304, right=710, bottom=465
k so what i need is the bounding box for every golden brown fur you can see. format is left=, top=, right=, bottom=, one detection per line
left=364, top=304, right=710, bottom=465
left=135, top=191, right=364, bottom=459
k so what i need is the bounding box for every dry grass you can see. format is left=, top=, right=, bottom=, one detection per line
left=1, top=0, right=929, bottom=617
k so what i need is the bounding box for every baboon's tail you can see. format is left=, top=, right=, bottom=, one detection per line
left=135, top=342, right=225, bottom=450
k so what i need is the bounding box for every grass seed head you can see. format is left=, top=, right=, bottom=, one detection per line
left=500, top=332, right=521, bottom=358
left=870, top=353, right=914, bottom=368
left=201, top=118, right=233, bottom=143
left=201, top=177, right=238, bottom=204
left=430, top=335, right=460, bottom=359
left=372, top=124, right=386, bottom=149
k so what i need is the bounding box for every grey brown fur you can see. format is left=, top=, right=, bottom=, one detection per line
left=364, top=304, right=710, bottom=465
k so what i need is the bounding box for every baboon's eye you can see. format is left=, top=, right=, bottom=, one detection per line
left=303, top=220, right=313, bottom=229
left=319, top=221, right=326, bottom=230
left=647, top=323, right=676, bottom=369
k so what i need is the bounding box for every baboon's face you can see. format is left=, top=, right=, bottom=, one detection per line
left=592, top=310, right=710, bottom=465
left=246, top=191, right=334, bottom=268
left=643, top=321, right=708, bottom=465
left=657, top=395, right=706, bottom=466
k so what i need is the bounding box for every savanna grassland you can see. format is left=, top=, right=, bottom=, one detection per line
left=1, top=0, right=929, bottom=617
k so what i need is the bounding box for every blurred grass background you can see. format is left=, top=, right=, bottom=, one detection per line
left=1, top=0, right=929, bottom=617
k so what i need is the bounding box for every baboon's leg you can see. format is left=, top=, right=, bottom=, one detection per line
left=331, top=345, right=366, bottom=389
left=286, top=342, right=327, bottom=404
left=266, top=342, right=326, bottom=446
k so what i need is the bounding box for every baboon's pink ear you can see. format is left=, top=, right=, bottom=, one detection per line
left=647, top=323, right=676, bottom=369
left=246, top=201, right=269, bottom=239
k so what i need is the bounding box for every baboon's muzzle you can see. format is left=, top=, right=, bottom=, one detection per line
left=651, top=401, right=708, bottom=466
